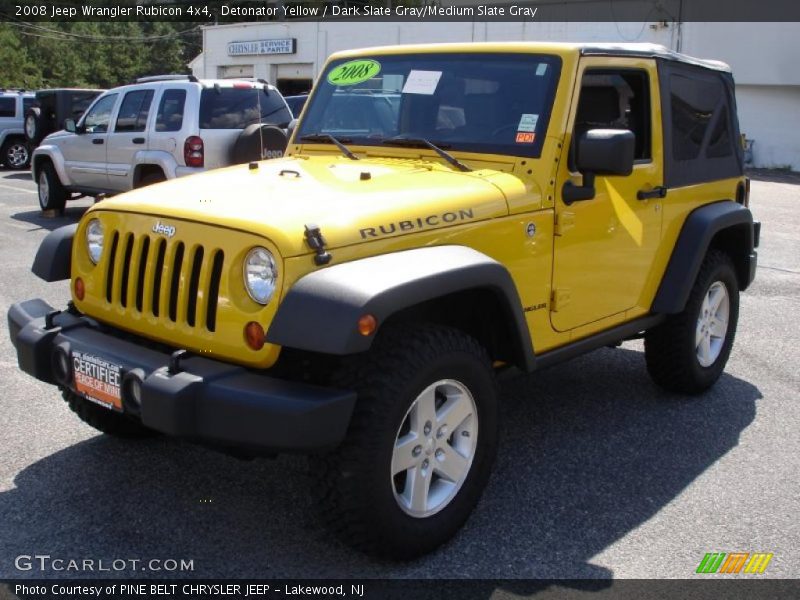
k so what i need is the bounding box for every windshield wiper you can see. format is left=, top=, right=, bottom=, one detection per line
left=299, top=133, right=358, bottom=161
left=381, top=136, right=471, bottom=172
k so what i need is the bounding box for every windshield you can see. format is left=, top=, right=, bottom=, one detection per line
left=199, top=87, right=292, bottom=130
left=297, top=52, right=561, bottom=158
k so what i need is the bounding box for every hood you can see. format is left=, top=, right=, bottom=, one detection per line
left=42, top=130, right=72, bottom=142
left=92, top=155, right=513, bottom=257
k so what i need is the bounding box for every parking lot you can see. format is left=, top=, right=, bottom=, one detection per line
left=0, top=168, right=797, bottom=581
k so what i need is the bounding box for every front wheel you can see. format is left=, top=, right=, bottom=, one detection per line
left=312, top=325, right=498, bottom=559
left=645, top=249, right=740, bottom=394
left=62, top=390, right=155, bottom=438
left=37, top=162, right=67, bottom=212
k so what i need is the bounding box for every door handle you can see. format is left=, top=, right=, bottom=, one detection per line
left=637, top=186, right=667, bottom=200
left=132, top=137, right=145, bottom=144
left=92, top=138, right=104, bottom=145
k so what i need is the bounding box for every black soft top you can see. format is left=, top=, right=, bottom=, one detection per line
left=578, top=43, right=732, bottom=72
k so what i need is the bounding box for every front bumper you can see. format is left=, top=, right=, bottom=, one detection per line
left=8, top=299, right=356, bottom=454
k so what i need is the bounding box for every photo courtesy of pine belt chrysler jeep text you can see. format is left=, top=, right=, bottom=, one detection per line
left=8, top=42, right=760, bottom=559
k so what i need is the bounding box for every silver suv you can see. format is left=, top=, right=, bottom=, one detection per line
left=32, top=76, right=292, bottom=211
left=0, top=90, right=36, bottom=170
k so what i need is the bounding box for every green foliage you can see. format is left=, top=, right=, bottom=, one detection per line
left=0, top=22, right=202, bottom=89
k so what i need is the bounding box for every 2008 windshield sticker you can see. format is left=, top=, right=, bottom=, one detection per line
left=327, top=59, right=381, bottom=86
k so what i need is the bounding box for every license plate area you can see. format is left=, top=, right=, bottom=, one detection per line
left=72, top=351, right=124, bottom=412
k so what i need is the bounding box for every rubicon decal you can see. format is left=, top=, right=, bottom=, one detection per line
left=359, top=208, right=474, bottom=239
left=696, top=552, right=774, bottom=574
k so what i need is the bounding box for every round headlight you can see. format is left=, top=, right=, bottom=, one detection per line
left=86, top=219, right=104, bottom=264
left=243, top=247, right=277, bottom=305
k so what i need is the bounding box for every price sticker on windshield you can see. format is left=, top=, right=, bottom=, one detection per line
left=402, top=70, right=442, bottom=95
left=327, top=59, right=381, bottom=86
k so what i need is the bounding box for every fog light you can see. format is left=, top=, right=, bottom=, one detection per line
left=121, top=369, right=146, bottom=415
left=52, top=345, right=71, bottom=385
left=127, top=377, right=143, bottom=407
left=357, top=314, right=377, bottom=336
left=74, top=277, right=85, bottom=301
left=245, top=321, right=265, bottom=350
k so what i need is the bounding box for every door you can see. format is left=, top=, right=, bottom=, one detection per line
left=148, top=87, right=188, bottom=171
left=551, top=59, right=664, bottom=332
left=61, top=93, right=118, bottom=190
left=106, top=88, right=155, bottom=191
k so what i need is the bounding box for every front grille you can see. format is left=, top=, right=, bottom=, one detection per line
left=103, top=230, right=224, bottom=332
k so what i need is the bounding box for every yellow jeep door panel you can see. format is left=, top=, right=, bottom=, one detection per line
left=551, top=58, right=664, bottom=332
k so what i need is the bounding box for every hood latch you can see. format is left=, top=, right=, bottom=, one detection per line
left=304, top=224, right=332, bottom=266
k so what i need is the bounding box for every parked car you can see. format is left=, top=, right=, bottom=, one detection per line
left=0, top=89, right=36, bottom=169
left=31, top=75, right=293, bottom=211
left=11, top=43, right=758, bottom=559
left=284, top=94, right=308, bottom=118
left=24, top=88, right=104, bottom=152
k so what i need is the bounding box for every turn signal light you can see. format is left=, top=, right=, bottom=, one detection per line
left=74, top=277, right=85, bottom=301
left=357, top=314, right=377, bottom=336
left=244, top=321, right=265, bottom=350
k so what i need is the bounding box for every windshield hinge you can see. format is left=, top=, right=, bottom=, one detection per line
left=304, top=224, right=332, bottom=266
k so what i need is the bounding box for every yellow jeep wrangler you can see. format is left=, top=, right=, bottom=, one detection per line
left=9, top=43, right=759, bottom=558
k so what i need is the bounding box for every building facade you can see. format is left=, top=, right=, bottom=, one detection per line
left=192, top=20, right=800, bottom=170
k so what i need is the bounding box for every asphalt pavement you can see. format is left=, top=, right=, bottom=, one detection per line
left=0, top=168, right=797, bottom=581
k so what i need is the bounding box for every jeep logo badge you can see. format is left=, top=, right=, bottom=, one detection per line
left=152, top=221, right=176, bottom=238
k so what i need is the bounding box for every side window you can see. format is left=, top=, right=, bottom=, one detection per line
left=83, top=94, right=118, bottom=134
left=71, top=93, right=98, bottom=120
left=574, top=69, right=651, bottom=162
left=0, top=98, right=15, bottom=118
left=115, top=90, right=154, bottom=133
left=155, top=89, right=186, bottom=132
left=670, top=73, right=732, bottom=160
left=23, top=98, right=36, bottom=114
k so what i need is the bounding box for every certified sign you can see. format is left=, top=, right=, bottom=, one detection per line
left=228, top=39, right=297, bottom=56
left=72, top=351, right=123, bottom=411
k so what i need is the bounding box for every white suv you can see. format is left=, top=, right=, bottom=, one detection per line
left=0, top=90, right=36, bottom=170
left=32, top=76, right=292, bottom=211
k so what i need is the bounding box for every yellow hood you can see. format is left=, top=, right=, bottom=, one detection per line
left=91, top=155, right=513, bottom=257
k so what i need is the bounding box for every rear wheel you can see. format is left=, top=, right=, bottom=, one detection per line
left=645, top=249, right=740, bottom=394
left=2, top=139, right=29, bottom=169
left=312, top=324, right=498, bottom=559
left=37, top=162, right=67, bottom=212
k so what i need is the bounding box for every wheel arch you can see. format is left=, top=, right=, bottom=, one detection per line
left=652, top=200, right=755, bottom=314
left=266, top=246, right=536, bottom=371
left=133, top=163, right=167, bottom=187
left=32, top=147, right=70, bottom=186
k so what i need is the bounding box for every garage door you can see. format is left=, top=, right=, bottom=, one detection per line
left=218, top=65, right=255, bottom=79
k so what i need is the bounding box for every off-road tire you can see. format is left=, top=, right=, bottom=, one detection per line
left=62, top=390, right=155, bottom=438
left=231, top=124, right=287, bottom=165
left=37, top=161, right=67, bottom=212
left=645, top=249, right=740, bottom=394
left=311, top=324, right=498, bottom=559
left=1, top=138, right=30, bottom=170
left=24, top=107, right=44, bottom=146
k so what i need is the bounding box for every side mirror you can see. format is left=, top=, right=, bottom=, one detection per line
left=286, top=118, right=299, bottom=140
left=563, top=129, right=635, bottom=204
left=64, top=119, right=77, bottom=133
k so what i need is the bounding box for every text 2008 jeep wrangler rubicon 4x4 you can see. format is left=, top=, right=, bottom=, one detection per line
left=9, top=43, right=759, bottom=559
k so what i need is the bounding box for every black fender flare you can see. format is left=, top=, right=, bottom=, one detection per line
left=266, top=245, right=536, bottom=370
left=652, top=200, right=754, bottom=314
left=32, top=223, right=76, bottom=282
